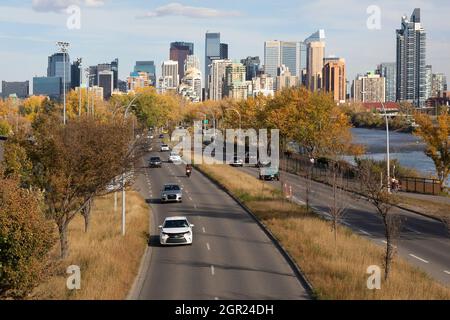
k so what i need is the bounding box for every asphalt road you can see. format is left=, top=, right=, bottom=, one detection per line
left=133, top=140, right=310, bottom=300
left=238, top=166, right=450, bottom=285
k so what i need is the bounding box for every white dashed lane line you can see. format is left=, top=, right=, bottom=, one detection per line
left=206, top=243, right=211, bottom=251
left=358, top=229, right=371, bottom=236
left=409, top=254, right=429, bottom=264
left=444, top=271, right=450, bottom=275
left=210, top=265, right=215, bottom=276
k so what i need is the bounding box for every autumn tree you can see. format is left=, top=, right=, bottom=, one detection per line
left=0, top=174, right=55, bottom=299
left=357, top=161, right=402, bottom=281
left=6, top=113, right=139, bottom=258
left=414, top=110, right=450, bottom=190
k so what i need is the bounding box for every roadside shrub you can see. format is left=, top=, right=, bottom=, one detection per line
left=0, top=120, right=10, bottom=136
left=0, top=176, right=55, bottom=299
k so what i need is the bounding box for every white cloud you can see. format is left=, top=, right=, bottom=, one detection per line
left=140, top=2, right=241, bottom=19
left=32, top=0, right=105, bottom=13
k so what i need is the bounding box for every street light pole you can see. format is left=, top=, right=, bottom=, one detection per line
left=77, top=58, right=82, bottom=117
left=56, top=41, right=70, bottom=125
left=361, top=90, right=391, bottom=193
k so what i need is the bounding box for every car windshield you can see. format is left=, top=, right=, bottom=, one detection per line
left=161, top=144, right=168, bottom=147
left=164, top=185, right=180, bottom=191
left=151, top=157, right=160, bottom=161
left=164, top=220, right=189, bottom=228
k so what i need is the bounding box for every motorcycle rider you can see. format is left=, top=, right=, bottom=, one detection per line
left=186, top=164, right=193, bottom=177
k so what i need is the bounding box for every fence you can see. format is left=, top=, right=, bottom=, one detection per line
left=280, top=153, right=442, bottom=196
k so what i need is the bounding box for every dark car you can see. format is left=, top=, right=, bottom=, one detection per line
left=149, top=156, right=162, bottom=168
left=159, top=134, right=164, bottom=139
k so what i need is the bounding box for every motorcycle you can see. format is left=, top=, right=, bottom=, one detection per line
left=186, top=168, right=192, bottom=178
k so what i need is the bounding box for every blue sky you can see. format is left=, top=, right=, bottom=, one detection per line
left=0, top=0, right=449, bottom=88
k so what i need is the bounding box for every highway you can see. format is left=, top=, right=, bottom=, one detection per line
left=133, top=139, right=310, bottom=300
left=237, top=166, right=450, bottom=286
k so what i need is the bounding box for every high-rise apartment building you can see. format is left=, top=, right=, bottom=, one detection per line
left=431, top=73, right=448, bottom=98
left=161, top=60, right=179, bottom=89
left=170, top=42, right=194, bottom=83
left=323, top=58, right=346, bottom=103
left=353, top=72, right=386, bottom=103
left=376, top=63, right=396, bottom=102
left=209, top=59, right=232, bottom=101
left=185, top=55, right=201, bottom=73
left=1, top=81, right=29, bottom=99
left=396, top=8, right=426, bottom=107
left=425, top=65, right=433, bottom=100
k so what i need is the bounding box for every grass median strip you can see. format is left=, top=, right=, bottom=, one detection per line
left=32, top=190, right=149, bottom=300
left=198, top=164, right=450, bottom=300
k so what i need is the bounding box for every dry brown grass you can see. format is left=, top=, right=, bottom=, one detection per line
left=32, top=190, right=149, bottom=300
left=198, top=164, right=450, bottom=300
left=399, top=195, right=450, bottom=220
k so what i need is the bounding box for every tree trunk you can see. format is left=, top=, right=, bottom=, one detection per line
left=58, top=220, right=69, bottom=259
left=82, top=199, right=92, bottom=233
left=384, top=231, right=392, bottom=281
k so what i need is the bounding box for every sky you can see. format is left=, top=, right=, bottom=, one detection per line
left=0, top=0, right=449, bottom=89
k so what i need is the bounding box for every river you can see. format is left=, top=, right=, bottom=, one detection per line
left=350, top=128, right=439, bottom=180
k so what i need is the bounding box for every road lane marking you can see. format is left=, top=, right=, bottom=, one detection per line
left=210, top=265, right=215, bottom=276
left=405, top=227, right=422, bottom=235
left=189, top=196, right=193, bottom=201
left=444, top=271, right=450, bottom=275
left=409, top=254, right=429, bottom=264
left=202, top=227, right=206, bottom=233
left=206, top=243, right=210, bottom=251
left=381, top=240, right=397, bottom=248
left=194, top=204, right=198, bottom=209
left=358, top=229, right=371, bottom=236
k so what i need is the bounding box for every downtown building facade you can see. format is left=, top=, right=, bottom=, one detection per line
left=352, top=72, right=386, bottom=103
left=205, top=32, right=228, bottom=99
left=224, top=62, right=249, bottom=100
left=376, top=63, right=396, bottom=102
left=134, top=61, right=156, bottom=86
left=396, top=8, right=426, bottom=107
left=158, top=60, right=179, bottom=93
left=209, top=59, right=232, bottom=101
left=323, top=57, right=346, bottom=104
left=1, top=81, right=29, bottom=99
left=170, top=42, right=194, bottom=83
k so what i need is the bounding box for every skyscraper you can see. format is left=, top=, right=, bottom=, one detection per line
left=275, top=65, right=299, bottom=92
left=210, top=59, right=232, bottom=101
left=161, top=60, right=179, bottom=89
left=241, top=56, right=261, bottom=81
left=396, top=8, right=426, bottom=107
left=425, top=65, right=433, bottom=100
left=297, top=42, right=307, bottom=84
left=376, top=63, right=396, bottom=102
left=205, top=32, right=221, bottom=99
left=224, top=62, right=248, bottom=100
left=170, top=42, right=194, bottom=82
left=98, top=70, right=114, bottom=99
left=134, top=61, right=156, bottom=86
left=220, top=43, right=229, bottom=59
left=306, top=41, right=325, bottom=92
left=323, top=58, right=346, bottom=103
left=264, top=41, right=301, bottom=80
left=71, top=58, right=82, bottom=90
left=48, top=52, right=71, bottom=91
left=185, top=55, right=201, bottom=72
left=88, top=59, right=119, bottom=89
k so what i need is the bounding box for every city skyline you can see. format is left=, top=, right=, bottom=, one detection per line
left=0, top=1, right=449, bottom=89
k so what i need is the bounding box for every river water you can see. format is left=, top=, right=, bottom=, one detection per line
left=350, top=128, right=438, bottom=179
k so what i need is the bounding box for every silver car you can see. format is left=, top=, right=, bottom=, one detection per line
left=160, top=183, right=183, bottom=203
